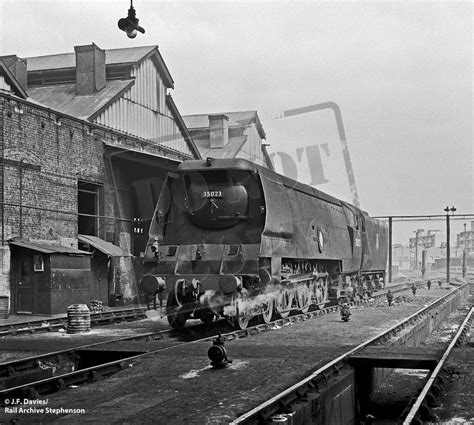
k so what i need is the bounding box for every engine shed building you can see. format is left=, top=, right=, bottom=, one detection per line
left=0, top=43, right=201, bottom=315
left=183, top=111, right=273, bottom=169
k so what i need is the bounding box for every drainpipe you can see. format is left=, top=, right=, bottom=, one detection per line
left=19, top=158, right=24, bottom=238
left=1, top=105, right=4, bottom=245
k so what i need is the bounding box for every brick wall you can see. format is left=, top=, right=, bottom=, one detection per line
left=0, top=93, right=186, bottom=303
left=1, top=96, right=103, bottom=244
left=0, top=95, right=122, bottom=301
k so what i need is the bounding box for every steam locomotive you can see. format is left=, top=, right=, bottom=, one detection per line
left=140, top=158, right=388, bottom=329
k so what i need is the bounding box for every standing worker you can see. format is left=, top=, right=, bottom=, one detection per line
left=438, top=279, right=442, bottom=288
left=386, top=290, right=394, bottom=306
left=427, top=280, right=431, bottom=290
left=411, top=283, right=417, bottom=296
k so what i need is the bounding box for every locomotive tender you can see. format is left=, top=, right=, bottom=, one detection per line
left=140, top=158, right=388, bottom=329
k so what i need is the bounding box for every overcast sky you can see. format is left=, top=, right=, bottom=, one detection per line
left=0, top=0, right=472, bottom=243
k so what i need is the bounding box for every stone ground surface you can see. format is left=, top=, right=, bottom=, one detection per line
left=0, top=285, right=461, bottom=424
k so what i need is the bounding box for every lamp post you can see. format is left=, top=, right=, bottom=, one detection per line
left=444, top=206, right=456, bottom=284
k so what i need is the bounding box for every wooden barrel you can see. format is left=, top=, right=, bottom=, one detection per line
left=0, top=296, right=9, bottom=319
left=67, top=304, right=91, bottom=334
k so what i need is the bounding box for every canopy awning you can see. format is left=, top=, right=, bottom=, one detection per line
left=78, top=234, right=132, bottom=257
left=9, top=239, right=91, bottom=255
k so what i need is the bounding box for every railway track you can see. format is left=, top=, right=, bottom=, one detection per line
left=0, top=307, right=147, bottom=337
left=230, top=283, right=470, bottom=424
left=0, top=281, right=417, bottom=339
left=401, top=305, right=473, bottom=424
left=0, top=282, right=416, bottom=403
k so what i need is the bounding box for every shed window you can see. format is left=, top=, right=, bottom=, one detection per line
left=78, top=181, right=99, bottom=236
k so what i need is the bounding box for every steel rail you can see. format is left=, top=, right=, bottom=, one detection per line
left=214, top=281, right=415, bottom=343
left=230, top=284, right=467, bottom=424
left=0, top=307, right=147, bottom=336
left=0, top=282, right=415, bottom=401
left=0, top=286, right=393, bottom=378
left=0, top=281, right=409, bottom=339
left=0, top=282, right=415, bottom=380
left=0, top=331, right=215, bottom=403
left=0, top=326, right=175, bottom=376
left=402, top=305, right=474, bottom=424
left=0, top=281, right=453, bottom=410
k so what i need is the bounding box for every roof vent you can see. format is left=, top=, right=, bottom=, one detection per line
left=74, top=43, right=106, bottom=95
left=209, top=114, right=229, bottom=148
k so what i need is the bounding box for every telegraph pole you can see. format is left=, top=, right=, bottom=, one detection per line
left=444, top=206, right=456, bottom=284
left=414, top=230, right=418, bottom=271
left=462, top=223, right=467, bottom=278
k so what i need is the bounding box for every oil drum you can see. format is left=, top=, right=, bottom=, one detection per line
left=0, top=296, right=9, bottom=319
left=67, top=303, right=91, bottom=334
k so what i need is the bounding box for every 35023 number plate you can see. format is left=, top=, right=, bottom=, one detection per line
left=201, top=190, right=223, bottom=198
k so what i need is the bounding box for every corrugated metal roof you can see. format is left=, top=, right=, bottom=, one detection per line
left=183, top=114, right=239, bottom=129
left=78, top=235, right=132, bottom=257
left=194, top=135, right=247, bottom=159
left=9, top=239, right=91, bottom=255
left=104, top=142, right=183, bottom=163
left=27, top=80, right=134, bottom=120
left=26, top=46, right=157, bottom=71
left=183, top=111, right=266, bottom=139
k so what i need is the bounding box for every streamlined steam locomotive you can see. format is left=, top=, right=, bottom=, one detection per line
left=140, top=158, right=388, bottom=329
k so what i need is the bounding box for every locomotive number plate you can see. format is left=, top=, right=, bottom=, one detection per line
left=201, top=190, right=223, bottom=198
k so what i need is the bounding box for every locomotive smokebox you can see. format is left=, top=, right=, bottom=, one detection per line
left=208, top=334, right=232, bottom=368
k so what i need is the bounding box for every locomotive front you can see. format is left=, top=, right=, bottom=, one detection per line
left=141, top=158, right=266, bottom=328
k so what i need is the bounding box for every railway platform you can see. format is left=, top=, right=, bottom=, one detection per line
left=0, top=286, right=465, bottom=424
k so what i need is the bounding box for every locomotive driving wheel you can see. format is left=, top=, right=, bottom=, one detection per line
left=275, top=287, right=294, bottom=318
left=196, top=308, right=215, bottom=324
left=260, top=298, right=274, bottom=324
left=166, top=291, right=187, bottom=330
left=296, top=284, right=311, bottom=313
left=234, top=296, right=251, bottom=330
left=315, top=278, right=328, bottom=309
left=228, top=294, right=252, bottom=330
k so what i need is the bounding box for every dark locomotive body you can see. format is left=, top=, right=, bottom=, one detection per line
left=141, top=158, right=388, bottom=329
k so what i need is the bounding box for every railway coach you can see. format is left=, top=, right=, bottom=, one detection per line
left=140, top=158, right=388, bottom=329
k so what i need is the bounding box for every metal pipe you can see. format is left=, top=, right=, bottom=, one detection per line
left=462, top=223, right=467, bottom=278
left=414, top=230, right=418, bottom=271
left=19, top=159, right=24, bottom=238
left=374, top=213, right=474, bottom=220
left=388, top=217, right=392, bottom=283
left=446, top=212, right=450, bottom=284
left=0, top=201, right=133, bottom=222
left=1, top=104, right=4, bottom=245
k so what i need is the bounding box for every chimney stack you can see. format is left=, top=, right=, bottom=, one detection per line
left=209, top=114, right=229, bottom=148
left=74, top=43, right=106, bottom=95
left=0, top=55, right=27, bottom=90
